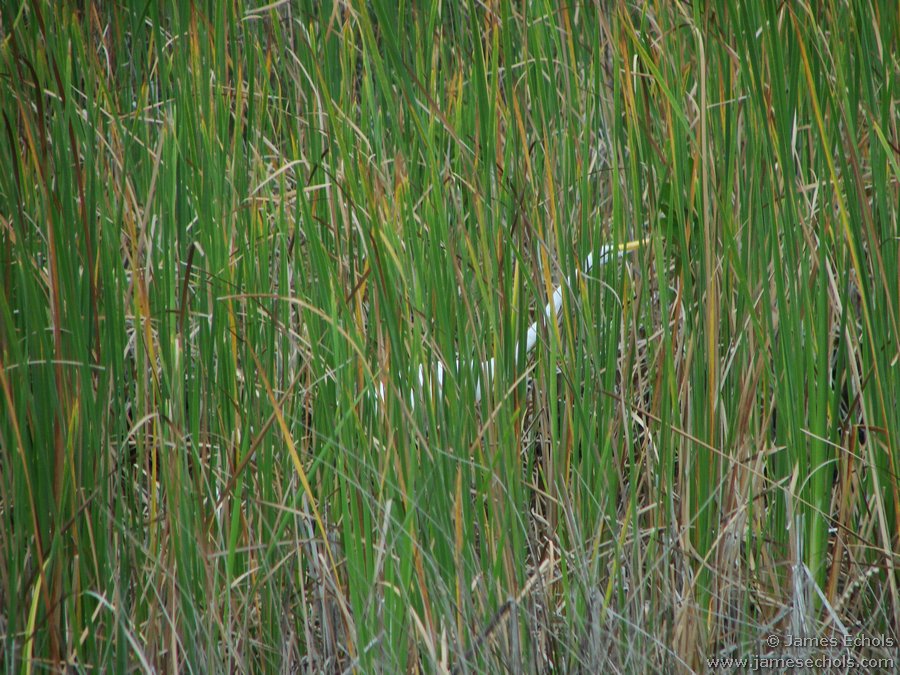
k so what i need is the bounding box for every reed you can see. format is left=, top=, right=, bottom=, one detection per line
left=0, top=2, right=897, bottom=672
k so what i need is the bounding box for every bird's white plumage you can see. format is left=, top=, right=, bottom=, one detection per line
left=376, top=240, right=644, bottom=409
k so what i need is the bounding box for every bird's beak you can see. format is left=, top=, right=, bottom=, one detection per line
left=620, top=236, right=650, bottom=253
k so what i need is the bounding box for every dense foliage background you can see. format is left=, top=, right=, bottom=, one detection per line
left=1, top=1, right=898, bottom=671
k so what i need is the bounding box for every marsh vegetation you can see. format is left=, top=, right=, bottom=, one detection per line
left=1, top=1, right=899, bottom=672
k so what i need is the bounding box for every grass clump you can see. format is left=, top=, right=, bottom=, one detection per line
left=1, top=1, right=898, bottom=672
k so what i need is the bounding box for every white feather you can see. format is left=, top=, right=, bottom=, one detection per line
left=376, top=240, right=644, bottom=409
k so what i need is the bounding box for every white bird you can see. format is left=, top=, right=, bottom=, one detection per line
left=377, top=238, right=646, bottom=409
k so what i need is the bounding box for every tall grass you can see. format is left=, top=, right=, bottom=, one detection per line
left=1, top=1, right=898, bottom=672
